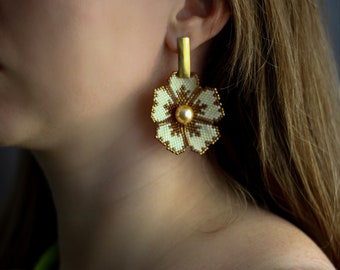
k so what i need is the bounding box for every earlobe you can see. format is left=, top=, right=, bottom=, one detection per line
left=166, top=0, right=231, bottom=52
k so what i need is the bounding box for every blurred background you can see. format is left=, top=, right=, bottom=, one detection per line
left=0, top=0, right=339, bottom=209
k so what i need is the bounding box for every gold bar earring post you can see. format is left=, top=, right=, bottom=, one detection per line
left=177, top=37, right=191, bottom=78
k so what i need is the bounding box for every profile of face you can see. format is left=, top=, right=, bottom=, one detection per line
left=0, top=0, right=177, bottom=149
left=0, top=1, right=230, bottom=153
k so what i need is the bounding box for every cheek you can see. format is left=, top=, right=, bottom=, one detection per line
left=0, top=0, right=168, bottom=147
left=11, top=2, right=162, bottom=101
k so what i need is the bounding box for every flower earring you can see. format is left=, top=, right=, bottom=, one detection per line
left=151, top=37, right=224, bottom=155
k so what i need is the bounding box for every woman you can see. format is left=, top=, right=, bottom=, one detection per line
left=0, top=0, right=339, bottom=269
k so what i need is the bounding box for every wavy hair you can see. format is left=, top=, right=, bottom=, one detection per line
left=206, top=0, right=339, bottom=266
left=0, top=0, right=339, bottom=268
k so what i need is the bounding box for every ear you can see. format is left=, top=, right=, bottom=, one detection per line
left=166, top=0, right=231, bottom=51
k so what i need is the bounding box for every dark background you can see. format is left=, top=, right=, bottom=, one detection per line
left=1, top=1, right=339, bottom=209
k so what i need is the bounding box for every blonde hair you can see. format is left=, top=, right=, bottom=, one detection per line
left=207, top=0, right=339, bottom=265
left=1, top=0, right=339, bottom=267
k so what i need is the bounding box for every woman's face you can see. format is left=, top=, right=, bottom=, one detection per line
left=0, top=0, right=172, bottom=148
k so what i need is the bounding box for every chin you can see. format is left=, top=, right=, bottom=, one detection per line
left=0, top=128, right=29, bottom=148
left=0, top=114, right=39, bottom=149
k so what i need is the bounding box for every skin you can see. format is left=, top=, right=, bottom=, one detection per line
left=0, top=0, right=335, bottom=269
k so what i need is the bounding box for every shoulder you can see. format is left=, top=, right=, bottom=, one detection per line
left=216, top=206, right=336, bottom=270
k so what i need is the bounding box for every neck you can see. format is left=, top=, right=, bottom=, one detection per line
left=32, top=106, right=232, bottom=269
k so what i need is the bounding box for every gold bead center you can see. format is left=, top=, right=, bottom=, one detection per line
left=175, top=105, right=194, bottom=125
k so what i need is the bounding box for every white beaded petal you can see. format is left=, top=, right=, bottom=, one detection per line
left=191, top=88, right=224, bottom=122
left=185, top=122, right=220, bottom=155
left=151, top=86, right=174, bottom=123
left=156, top=122, right=186, bottom=154
left=169, top=73, right=199, bottom=100
left=151, top=72, right=224, bottom=155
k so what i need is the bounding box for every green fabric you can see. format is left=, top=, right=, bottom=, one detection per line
left=34, top=244, right=59, bottom=270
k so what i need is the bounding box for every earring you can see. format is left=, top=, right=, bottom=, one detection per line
left=151, top=37, right=224, bottom=155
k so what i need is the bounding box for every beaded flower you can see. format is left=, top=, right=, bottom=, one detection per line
left=151, top=72, right=224, bottom=155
